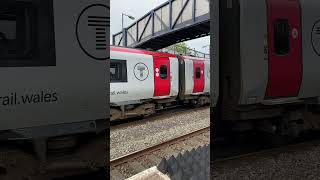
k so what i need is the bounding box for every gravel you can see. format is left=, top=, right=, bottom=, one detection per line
left=110, top=107, right=209, bottom=160
left=212, top=144, right=320, bottom=180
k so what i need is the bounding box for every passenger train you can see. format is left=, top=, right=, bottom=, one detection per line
left=214, top=0, right=320, bottom=138
left=110, top=46, right=210, bottom=120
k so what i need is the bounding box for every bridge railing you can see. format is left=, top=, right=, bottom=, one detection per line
left=113, top=0, right=209, bottom=48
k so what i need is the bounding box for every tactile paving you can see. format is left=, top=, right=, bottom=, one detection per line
left=157, top=144, right=210, bottom=180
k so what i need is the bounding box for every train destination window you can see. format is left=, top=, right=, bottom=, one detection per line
left=196, top=67, right=201, bottom=79
left=0, top=1, right=56, bottom=67
left=110, top=60, right=127, bottom=83
left=160, top=65, right=167, bottom=79
left=274, top=19, right=290, bottom=55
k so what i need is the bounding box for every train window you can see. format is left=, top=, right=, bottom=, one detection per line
left=196, top=67, right=201, bottom=79
left=0, top=5, right=28, bottom=58
left=274, top=19, right=290, bottom=55
left=110, top=60, right=127, bottom=83
left=0, top=1, right=56, bottom=67
left=160, top=65, right=167, bottom=79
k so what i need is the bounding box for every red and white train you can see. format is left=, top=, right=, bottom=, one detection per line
left=110, top=46, right=210, bottom=120
left=214, top=0, right=320, bottom=138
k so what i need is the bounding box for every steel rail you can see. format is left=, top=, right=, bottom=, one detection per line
left=213, top=140, right=320, bottom=164
left=110, top=127, right=210, bottom=167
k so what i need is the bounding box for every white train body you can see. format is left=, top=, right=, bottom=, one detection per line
left=0, top=0, right=107, bottom=135
left=110, top=46, right=210, bottom=120
left=217, top=0, right=320, bottom=108
left=215, top=0, right=320, bottom=137
left=182, top=56, right=210, bottom=96
left=110, top=47, right=179, bottom=105
left=0, top=0, right=108, bottom=178
left=237, top=0, right=320, bottom=105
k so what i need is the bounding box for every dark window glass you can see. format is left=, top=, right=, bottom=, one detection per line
left=0, top=3, right=35, bottom=60
left=110, top=60, right=127, bottom=83
left=274, top=19, right=290, bottom=55
left=196, top=67, right=201, bottom=79
left=160, top=65, right=167, bottom=79
left=0, top=1, right=56, bottom=67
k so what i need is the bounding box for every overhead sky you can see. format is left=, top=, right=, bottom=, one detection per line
left=110, top=0, right=210, bottom=54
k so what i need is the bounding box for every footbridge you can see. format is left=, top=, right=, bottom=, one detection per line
left=112, top=0, right=210, bottom=50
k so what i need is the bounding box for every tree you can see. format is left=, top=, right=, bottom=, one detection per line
left=167, top=42, right=190, bottom=55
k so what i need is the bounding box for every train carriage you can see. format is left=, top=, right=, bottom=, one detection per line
left=217, top=0, right=320, bottom=137
left=110, top=46, right=210, bottom=120
left=178, top=55, right=210, bottom=105
left=110, top=46, right=179, bottom=104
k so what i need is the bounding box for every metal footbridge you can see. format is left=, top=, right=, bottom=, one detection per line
left=112, top=0, right=210, bottom=50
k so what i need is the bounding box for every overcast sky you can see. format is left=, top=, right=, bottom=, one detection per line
left=110, top=0, right=210, bottom=54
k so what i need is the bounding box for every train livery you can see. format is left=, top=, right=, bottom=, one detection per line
left=215, top=0, right=320, bottom=138
left=110, top=46, right=210, bottom=120
left=0, top=0, right=108, bottom=178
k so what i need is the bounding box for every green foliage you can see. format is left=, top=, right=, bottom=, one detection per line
left=167, top=42, right=190, bottom=55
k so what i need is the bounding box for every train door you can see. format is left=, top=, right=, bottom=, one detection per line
left=265, top=0, right=302, bottom=98
left=154, top=57, right=171, bottom=97
left=193, top=60, right=205, bottom=93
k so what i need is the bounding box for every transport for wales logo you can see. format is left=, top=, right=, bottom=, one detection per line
left=133, top=63, right=149, bottom=81
left=76, top=4, right=109, bottom=60
left=312, top=20, right=320, bottom=56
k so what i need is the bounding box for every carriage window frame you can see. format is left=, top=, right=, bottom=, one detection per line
left=110, top=59, right=127, bottom=83
left=274, top=19, right=290, bottom=55
left=196, top=67, right=201, bottom=79
left=0, top=0, right=56, bottom=67
left=160, top=65, right=168, bottom=79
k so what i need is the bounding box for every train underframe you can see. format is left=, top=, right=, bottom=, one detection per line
left=111, top=94, right=210, bottom=121
left=219, top=99, right=320, bottom=141
left=0, top=131, right=106, bottom=180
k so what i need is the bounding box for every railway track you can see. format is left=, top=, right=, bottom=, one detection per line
left=110, top=127, right=210, bottom=180
left=54, top=170, right=106, bottom=180
left=213, top=130, right=320, bottom=164
left=214, top=140, right=320, bottom=164
left=110, top=105, right=209, bottom=129
left=212, top=138, right=320, bottom=180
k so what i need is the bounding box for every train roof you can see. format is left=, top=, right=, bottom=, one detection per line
left=111, top=46, right=177, bottom=58
left=111, top=46, right=210, bottom=61
left=182, top=55, right=210, bottom=62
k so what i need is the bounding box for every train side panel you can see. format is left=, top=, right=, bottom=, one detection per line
left=169, top=57, right=179, bottom=97
left=182, top=56, right=210, bottom=96
left=204, top=60, right=210, bottom=94
left=239, top=0, right=269, bottom=105
left=0, top=0, right=107, bottom=132
left=265, top=0, right=303, bottom=98
left=153, top=57, right=171, bottom=97
left=193, top=60, right=205, bottom=93
left=184, top=59, right=195, bottom=95
left=238, top=0, right=320, bottom=105
left=219, top=0, right=320, bottom=136
left=110, top=51, right=154, bottom=105
left=299, top=0, right=320, bottom=99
